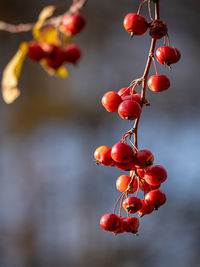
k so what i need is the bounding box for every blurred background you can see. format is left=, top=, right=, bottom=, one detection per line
left=0, top=0, right=200, bottom=266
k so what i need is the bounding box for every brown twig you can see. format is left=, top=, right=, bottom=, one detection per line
left=124, top=0, right=160, bottom=151
left=0, top=0, right=87, bottom=33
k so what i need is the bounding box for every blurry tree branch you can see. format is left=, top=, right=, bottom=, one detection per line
left=0, top=0, right=87, bottom=33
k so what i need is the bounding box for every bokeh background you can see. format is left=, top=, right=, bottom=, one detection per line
left=0, top=0, right=200, bottom=266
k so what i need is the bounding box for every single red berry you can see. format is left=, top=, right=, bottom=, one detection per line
left=145, top=189, right=166, bottom=209
left=63, top=44, right=82, bottom=63
left=118, top=100, right=141, bottom=120
left=116, top=175, right=138, bottom=193
left=123, top=13, right=148, bottom=36
left=138, top=199, right=154, bottom=217
left=155, top=46, right=181, bottom=67
left=27, top=41, right=45, bottom=61
left=101, top=91, right=122, bottom=112
left=124, top=217, right=139, bottom=234
left=149, top=19, right=168, bottom=39
left=148, top=75, right=170, bottom=92
left=123, top=197, right=142, bottom=214
left=139, top=178, right=160, bottom=192
left=94, top=146, right=115, bottom=166
left=133, top=149, right=154, bottom=169
left=42, top=43, right=64, bottom=69
left=118, top=87, right=137, bottom=99
left=115, top=160, right=136, bottom=171
left=100, top=213, right=120, bottom=232
left=61, top=13, right=86, bottom=35
left=123, top=93, right=141, bottom=104
left=111, top=142, right=134, bottom=163
left=144, top=165, right=167, bottom=186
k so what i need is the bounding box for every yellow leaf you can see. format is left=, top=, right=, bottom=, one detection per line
left=56, top=66, right=68, bottom=78
left=1, top=42, right=29, bottom=104
left=38, top=26, right=60, bottom=45
left=40, top=59, right=68, bottom=78
left=33, top=5, right=56, bottom=41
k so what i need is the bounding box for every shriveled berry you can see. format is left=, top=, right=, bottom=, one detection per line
left=144, top=165, right=167, bottom=186
left=155, top=46, right=181, bottom=67
left=27, top=41, right=45, bottom=61
left=100, top=213, right=120, bottom=231
left=61, top=13, right=86, bottom=35
left=94, top=146, right=115, bottom=166
left=145, top=189, right=166, bottom=209
left=116, top=175, right=138, bottom=193
left=123, top=13, right=148, bottom=36
left=138, top=199, right=154, bottom=217
left=101, top=91, right=122, bottom=112
left=63, top=44, right=81, bottom=63
left=133, top=149, right=154, bottom=169
left=111, top=142, right=134, bottom=163
left=148, top=75, right=170, bottom=92
left=123, top=197, right=142, bottom=214
left=118, top=100, right=141, bottom=120
left=149, top=19, right=168, bottom=39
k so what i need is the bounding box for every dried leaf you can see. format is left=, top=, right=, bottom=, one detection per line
left=33, top=5, right=56, bottom=41
left=1, top=42, right=28, bottom=104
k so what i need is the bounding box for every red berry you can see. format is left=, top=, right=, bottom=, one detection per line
left=101, top=91, right=122, bottom=112
left=61, top=13, right=86, bottom=35
left=138, top=199, right=154, bottom=217
left=133, top=149, right=154, bottom=169
left=123, top=197, right=142, bottom=214
left=116, top=175, right=138, bottom=193
left=139, top=178, right=160, bottom=192
left=27, top=41, right=45, bottom=61
left=94, top=146, right=115, bottom=166
left=145, top=189, right=166, bottom=208
left=113, top=216, right=127, bottom=234
left=118, top=100, right=141, bottom=120
left=149, top=20, right=168, bottom=39
left=148, top=75, right=170, bottom=92
left=118, top=87, right=137, bottom=99
left=100, top=213, right=120, bottom=232
left=123, top=93, right=141, bottom=104
left=42, top=43, right=64, bottom=69
left=137, top=169, right=146, bottom=178
left=111, top=142, right=134, bottom=163
left=124, top=217, right=139, bottom=234
left=115, top=160, right=136, bottom=171
left=155, top=46, right=181, bottom=67
left=63, top=44, right=81, bottom=63
left=123, top=13, right=148, bottom=36
left=144, top=165, right=167, bottom=186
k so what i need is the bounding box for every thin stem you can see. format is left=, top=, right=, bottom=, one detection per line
left=148, top=0, right=153, bottom=20
left=0, top=0, right=87, bottom=33
left=119, top=194, right=126, bottom=216
left=113, top=192, right=125, bottom=214
left=152, top=57, right=158, bottom=75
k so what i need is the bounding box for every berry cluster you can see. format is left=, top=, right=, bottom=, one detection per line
left=27, top=13, right=86, bottom=70
left=94, top=0, right=180, bottom=235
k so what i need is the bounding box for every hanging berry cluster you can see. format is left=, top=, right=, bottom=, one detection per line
left=27, top=13, right=86, bottom=70
left=94, top=0, right=180, bottom=235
